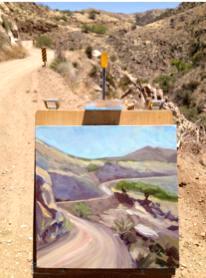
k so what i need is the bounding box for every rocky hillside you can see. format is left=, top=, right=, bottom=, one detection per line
left=0, top=3, right=27, bottom=61
left=108, top=3, right=206, bottom=125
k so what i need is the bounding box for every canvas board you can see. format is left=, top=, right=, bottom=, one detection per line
left=34, top=111, right=178, bottom=271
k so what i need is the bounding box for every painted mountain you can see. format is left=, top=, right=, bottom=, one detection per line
left=35, top=125, right=179, bottom=269
left=103, top=146, right=176, bottom=163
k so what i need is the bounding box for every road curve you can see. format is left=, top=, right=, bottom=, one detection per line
left=37, top=211, right=133, bottom=268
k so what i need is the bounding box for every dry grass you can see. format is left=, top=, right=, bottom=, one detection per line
left=0, top=44, right=27, bottom=62
left=50, top=44, right=77, bottom=89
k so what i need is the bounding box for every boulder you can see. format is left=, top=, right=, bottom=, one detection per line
left=135, top=224, right=159, bottom=240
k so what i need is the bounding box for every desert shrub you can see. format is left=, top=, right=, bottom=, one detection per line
left=182, top=80, right=199, bottom=91
left=154, top=74, right=174, bottom=94
left=137, top=253, right=155, bottom=268
left=51, top=59, right=74, bottom=79
left=62, top=10, right=73, bottom=16
left=199, top=114, right=206, bottom=128
left=171, top=59, right=192, bottom=72
left=85, top=46, right=93, bottom=59
left=72, top=61, right=79, bottom=68
left=54, top=15, right=68, bottom=22
left=50, top=58, right=63, bottom=71
left=88, top=10, right=97, bottom=20
left=55, top=44, right=66, bottom=61
left=60, top=15, right=68, bottom=22
left=180, top=106, right=199, bottom=122
left=113, top=217, right=134, bottom=235
left=63, top=218, right=73, bottom=231
left=0, top=44, right=27, bottom=62
left=190, top=40, right=206, bottom=66
left=87, top=163, right=99, bottom=172
left=110, top=54, right=117, bottom=62
left=119, top=75, right=131, bottom=90
left=175, top=89, right=194, bottom=107
left=197, top=102, right=205, bottom=114
left=192, top=51, right=205, bottom=66
left=50, top=43, right=74, bottom=77
left=0, top=32, right=9, bottom=48
left=131, top=24, right=136, bottom=30
left=2, top=16, right=12, bottom=32
left=81, top=24, right=107, bottom=34
left=89, top=65, right=98, bottom=77
left=35, top=35, right=53, bottom=48
left=73, top=202, right=91, bottom=219
left=107, top=72, right=116, bottom=88
left=115, top=181, right=177, bottom=202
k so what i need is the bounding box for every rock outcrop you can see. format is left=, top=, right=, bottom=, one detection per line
left=35, top=167, right=70, bottom=249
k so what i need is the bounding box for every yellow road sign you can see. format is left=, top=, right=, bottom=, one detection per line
left=100, top=52, right=108, bottom=68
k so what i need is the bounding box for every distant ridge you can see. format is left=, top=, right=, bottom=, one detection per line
left=104, top=146, right=176, bottom=163
left=36, top=140, right=176, bottom=162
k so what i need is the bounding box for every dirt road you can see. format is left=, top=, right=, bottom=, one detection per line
left=37, top=211, right=133, bottom=268
left=0, top=44, right=82, bottom=278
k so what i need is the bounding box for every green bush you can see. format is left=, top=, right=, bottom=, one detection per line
left=87, top=163, right=99, bottom=172
left=73, top=202, right=91, bottom=219
left=88, top=10, right=97, bottom=20
left=171, top=59, right=192, bottom=72
left=154, top=74, right=174, bottom=93
left=113, top=217, right=134, bottom=235
left=82, top=24, right=107, bottom=34
left=115, top=181, right=177, bottom=202
left=50, top=58, right=64, bottom=71
left=35, top=35, right=53, bottom=48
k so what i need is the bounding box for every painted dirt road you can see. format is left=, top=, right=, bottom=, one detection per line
left=37, top=211, right=133, bottom=268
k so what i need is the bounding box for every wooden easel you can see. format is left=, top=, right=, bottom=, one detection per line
left=34, top=110, right=176, bottom=278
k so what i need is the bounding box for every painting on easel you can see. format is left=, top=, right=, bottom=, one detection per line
left=35, top=125, right=178, bottom=269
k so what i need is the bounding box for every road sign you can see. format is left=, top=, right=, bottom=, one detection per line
left=100, top=52, right=109, bottom=100
left=41, top=48, right=47, bottom=66
left=100, top=52, right=108, bottom=69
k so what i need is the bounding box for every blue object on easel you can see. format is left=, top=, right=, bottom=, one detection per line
left=85, top=100, right=125, bottom=111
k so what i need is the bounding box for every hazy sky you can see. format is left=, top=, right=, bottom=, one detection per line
left=36, top=125, right=176, bottom=159
left=41, top=2, right=179, bottom=14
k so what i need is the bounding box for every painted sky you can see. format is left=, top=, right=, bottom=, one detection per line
left=36, top=125, right=176, bottom=159
left=41, top=2, right=179, bottom=14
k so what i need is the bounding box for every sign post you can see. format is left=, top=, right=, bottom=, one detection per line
left=100, top=52, right=108, bottom=100
left=41, top=48, right=47, bottom=67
